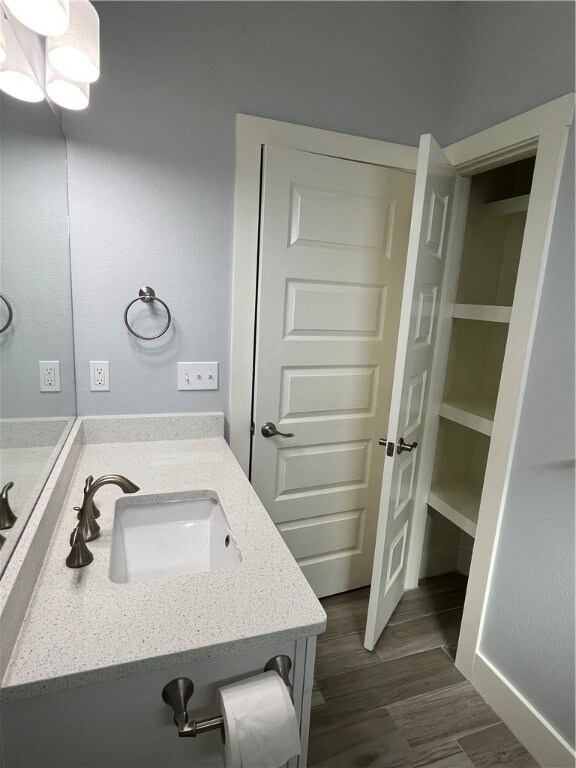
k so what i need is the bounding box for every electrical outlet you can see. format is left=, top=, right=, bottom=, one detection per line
left=178, top=362, right=218, bottom=391
left=39, top=361, right=61, bottom=392
left=90, top=361, right=110, bottom=391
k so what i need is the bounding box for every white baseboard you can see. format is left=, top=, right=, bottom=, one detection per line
left=472, top=653, right=575, bottom=768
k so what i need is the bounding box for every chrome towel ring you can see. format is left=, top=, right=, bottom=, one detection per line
left=124, top=286, right=171, bottom=341
left=0, top=293, right=14, bottom=334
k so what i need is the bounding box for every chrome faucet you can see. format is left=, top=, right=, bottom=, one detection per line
left=0, top=481, right=17, bottom=530
left=66, top=474, right=140, bottom=569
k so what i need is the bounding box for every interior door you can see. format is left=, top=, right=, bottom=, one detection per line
left=251, top=145, right=415, bottom=598
left=364, top=135, right=456, bottom=649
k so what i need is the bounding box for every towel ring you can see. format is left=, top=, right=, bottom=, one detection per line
left=124, top=286, right=171, bottom=340
left=0, top=293, right=14, bottom=334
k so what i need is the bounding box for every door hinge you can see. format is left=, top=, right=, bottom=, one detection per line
left=250, top=422, right=255, bottom=435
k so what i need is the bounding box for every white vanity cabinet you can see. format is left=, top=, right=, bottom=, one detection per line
left=1, top=638, right=315, bottom=768
left=0, top=418, right=325, bottom=768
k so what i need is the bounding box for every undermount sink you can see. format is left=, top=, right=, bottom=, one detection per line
left=109, top=490, right=242, bottom=584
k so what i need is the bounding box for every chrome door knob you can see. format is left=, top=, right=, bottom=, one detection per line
left=261, top=422, right=295, bottom=438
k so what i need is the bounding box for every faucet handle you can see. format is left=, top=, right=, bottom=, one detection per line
left=77, top=476, right=100, bottom=520
left=0, top=481, right=17, bottom=530
left=75, top=499, right=100, bottom=542
left=65, top=526, right=94, bottom=568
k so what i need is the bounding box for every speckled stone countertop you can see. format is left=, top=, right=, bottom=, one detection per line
left=2, top=434, right=326, bottom=700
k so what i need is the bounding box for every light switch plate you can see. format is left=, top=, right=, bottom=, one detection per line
left=39, top=361, right=61, bottom=392
left=178, top=362, right=218, bottom=390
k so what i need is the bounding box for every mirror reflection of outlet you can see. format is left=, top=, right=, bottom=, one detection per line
left=90, top=361, right=110, bottom=391
left=39, top=361, right=61, bottom=392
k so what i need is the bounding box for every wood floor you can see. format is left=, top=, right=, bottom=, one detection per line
left=309, top=573, right=539, bottom=768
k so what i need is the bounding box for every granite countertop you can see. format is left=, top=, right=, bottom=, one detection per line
left=2, top=436, right=326, bottom=700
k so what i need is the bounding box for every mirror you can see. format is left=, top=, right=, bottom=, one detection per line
left=0, top=93, right=76, bottom=575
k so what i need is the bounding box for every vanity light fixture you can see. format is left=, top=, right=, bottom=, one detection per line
left=3, top=0, right=69, bottom=37
left=0, top=16, right=44, bottom=102
left=0, top=0, right=99, bottom=109
left=47, top=0, right=99, bottom=83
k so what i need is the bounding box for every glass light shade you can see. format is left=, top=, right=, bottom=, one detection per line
left=47, top=0, right=99, bottom=83
left=3, top=0, right=69, bottom=37
left=46, top=70, right=89, bottom=110
left=0, top=18, right=43, bottom=102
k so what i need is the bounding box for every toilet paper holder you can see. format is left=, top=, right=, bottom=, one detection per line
left=161, top=654, right=293, bottom=738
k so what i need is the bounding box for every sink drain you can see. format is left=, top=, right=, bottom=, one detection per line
left=224, top=534, right=230, bottom=547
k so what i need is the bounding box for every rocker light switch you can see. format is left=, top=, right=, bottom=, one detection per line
left=178, top=362, right=218, bottom=391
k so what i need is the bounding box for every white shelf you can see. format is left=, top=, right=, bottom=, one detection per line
left=483, top=194, right=530, bottom=218
left=428, top=484, right=480, bottom=538
left=439, top=399, right=494, bottom=436
left=452, top=304, right=512, bottom=323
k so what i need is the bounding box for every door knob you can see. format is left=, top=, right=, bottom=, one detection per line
left=378, top=438, right=418, bottom=455
left=261, top=422, right=295, bottom=438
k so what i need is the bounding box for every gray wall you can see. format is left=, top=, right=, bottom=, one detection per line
left=63, top=1, right=453, bottom=417
left=443, top=1, right=575, bottom=749
left=442, top=1, right=575, bottom=144
left=480, top=125, right=575, bottom=748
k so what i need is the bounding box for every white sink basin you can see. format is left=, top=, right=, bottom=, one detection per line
left=109, top=491, right=242, bottom=584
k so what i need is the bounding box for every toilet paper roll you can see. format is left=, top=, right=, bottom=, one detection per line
left=219, top=670, right=301, bottom=768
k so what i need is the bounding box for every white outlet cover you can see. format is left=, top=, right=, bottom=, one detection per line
left=90, top=361, right=110, bottom=391
left=178, top=362, right=218, bottom=391
left=39, top=361, right=61, bottom=392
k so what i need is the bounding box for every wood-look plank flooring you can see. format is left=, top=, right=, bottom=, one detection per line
left=309, top=573, right=539, bottom=768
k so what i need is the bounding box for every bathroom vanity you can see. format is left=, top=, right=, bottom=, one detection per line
left=0, top=413, right=326, bottom=768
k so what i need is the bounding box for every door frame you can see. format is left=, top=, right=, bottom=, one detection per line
left=229, top=114, right=418, bottom=474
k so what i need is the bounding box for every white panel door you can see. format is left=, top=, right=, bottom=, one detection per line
left=364, top=135, right=456, bottom=649
left=251, top=145, right=415, bottom=598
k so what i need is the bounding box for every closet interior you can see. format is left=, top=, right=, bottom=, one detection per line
left=425, top=156, right=535, bottom=580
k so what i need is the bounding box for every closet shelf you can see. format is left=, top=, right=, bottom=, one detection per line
left=451, top=304, right=512, bottom=323
left=428, top=484, right=480, bottom=538
left=439, top=399, right=494, bottom=436
left=483, top=194, right=530, bottom=217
